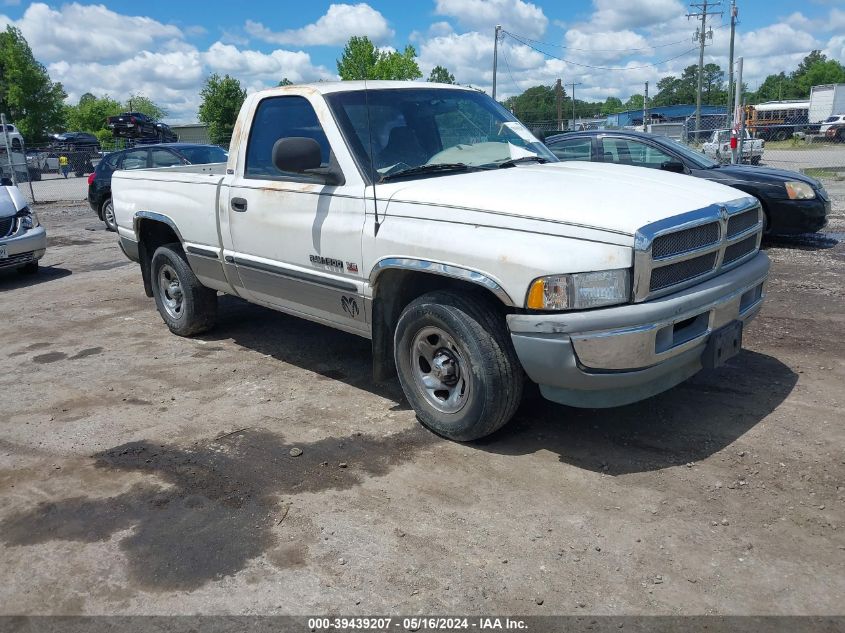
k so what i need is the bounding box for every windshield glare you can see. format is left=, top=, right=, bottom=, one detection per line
left=669, top=138, right=718, bottom=168
left=325, top=88, right=556, bottom=178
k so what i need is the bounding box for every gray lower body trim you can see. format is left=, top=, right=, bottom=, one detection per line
left=119, top=236, right=140, bottom=262
left=186, top=252, right=230, bottom=293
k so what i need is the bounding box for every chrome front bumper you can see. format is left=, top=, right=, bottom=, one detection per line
left=507, top=252, right=770, bottom=408
left=0, top=225, right=46, bottom=269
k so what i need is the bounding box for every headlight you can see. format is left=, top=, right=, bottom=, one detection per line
left=15, top=207, right=39, bottom=230
left=526, top=269, right=631, bottom=311
left=785, top=181, right=815, bottom=200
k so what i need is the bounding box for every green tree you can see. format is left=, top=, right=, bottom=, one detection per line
left=336, top=36, right=422, bottom=80
left=428, top=65, right=455, bottom=84
left=0, top=26, right=66, bottom=142
left=198, top=73, right=247, bottom=145
left=652, top=65, right=698, bottom=106
left=624, top=94, right=645, bottom=110
left=278, top=77, right=293, bottom=86
left=65, top=94, right=122, bottom=133
left=702, top=63, right=726, bottom=105
left=600, top=96, right=623, bottom=115
left=794, top=59, right=845, bottom=96
left=125, top=94, right=166, bottom=119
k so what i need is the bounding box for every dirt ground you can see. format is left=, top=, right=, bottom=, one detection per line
left=1, top=186, right=843, bottom=616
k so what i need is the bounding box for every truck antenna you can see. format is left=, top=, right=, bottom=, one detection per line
left=363, top=77, right=380, bottom=236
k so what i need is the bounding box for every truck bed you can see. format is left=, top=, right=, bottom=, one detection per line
left=112, top=163, right=227, bottom=250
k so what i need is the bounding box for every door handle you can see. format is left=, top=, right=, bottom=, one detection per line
left=231, top=197, right=248, bottom=212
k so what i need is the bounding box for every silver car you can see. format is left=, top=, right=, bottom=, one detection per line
left=0, top=183, right=45, bottom=274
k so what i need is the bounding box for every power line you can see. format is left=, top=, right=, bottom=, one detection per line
left=499, top=45, right=521, bottom=97
left=504, top=31, right=698, bottom=71
left=504, top=23, right=728, bottom=54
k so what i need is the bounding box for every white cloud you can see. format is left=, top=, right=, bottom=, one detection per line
left=203, top=42, right=333, bottom=83
left=0, top=2, right=183, bottom=63
left=590, top=0, right=685, bottom=31
left=435, top=0, right=549, bottom=39
left=244, top=3, right=393, bottom=46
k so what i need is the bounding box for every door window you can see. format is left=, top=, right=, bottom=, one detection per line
left=245, top=96, right=331, bottom=181
left=548, top=138, right=592, bottom=162
left=600, top=138, right=674, bottom=169
left=151, top=149, right=183, bottom=168
left=120, top=149, right=148, bottom=170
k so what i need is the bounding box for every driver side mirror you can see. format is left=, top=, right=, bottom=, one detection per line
left=660, top=160, right=686, bottom=174
left=272, top=137, right=343, bottom=185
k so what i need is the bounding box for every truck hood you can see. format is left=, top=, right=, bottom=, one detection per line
left=379, top=161, right=751, bottom=236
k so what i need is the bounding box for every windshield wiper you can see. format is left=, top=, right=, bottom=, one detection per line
left=380, top=163, right=474, bottom=182
left=496, top=156, right=549, bottom=168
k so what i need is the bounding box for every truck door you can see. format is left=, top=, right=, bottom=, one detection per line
left=224, top=94, right=368, bottom=334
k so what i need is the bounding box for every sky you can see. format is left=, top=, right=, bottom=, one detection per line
left=1, top=0, right=844, bottom=123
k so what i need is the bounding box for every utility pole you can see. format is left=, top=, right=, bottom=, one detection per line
left=688, top=1, right=722, bottom=137
left=643, top=81, right=649, bottom=131
left=492, top=25, right=502, bottom=100
left=726, top=0, right=738, bottom=131
left=734, top=57, right=745, bottom=164
left=555, top=78, right=563, bottom=131
left=569, top=81, right=582, bottom=130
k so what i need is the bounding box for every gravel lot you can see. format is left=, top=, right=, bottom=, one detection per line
left=1, top=185, right=843, bottom=616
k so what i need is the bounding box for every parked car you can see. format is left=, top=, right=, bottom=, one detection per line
left=820, top=115, right=845, bottom=142
left=89, top=143, right=228, bottom=230
left=50, top=132, right=101, bottom=176
left=702, top=129, right=764, bottom=165
left=545, top=130, right=829, bottom=235
left=112, top=81, right=770, bottom=441
left=154, top=122, right=178, bottom=143
left=107, top=112, right=157, bottom=139
left=0, top=181, right=45, bottom=275
left=0, top=147, right=30, bottom=184
left=26, top=150, right=59, bottom=178
left=2, top=124, right=24, bottom=150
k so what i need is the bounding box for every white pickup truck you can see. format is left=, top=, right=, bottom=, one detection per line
left=702, top=129, right=765, bottom=165
left=112, top=81, right=769, bottom=441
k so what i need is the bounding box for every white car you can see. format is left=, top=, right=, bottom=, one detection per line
left=0, top=183, right=45, bottom=274
left=2, top=123, right=24, bottom=151
left=819, top=114, right=845, bottom=134
left=702, top=129, right=764, bottom=165
left=112, top=81, right=769, bottom=441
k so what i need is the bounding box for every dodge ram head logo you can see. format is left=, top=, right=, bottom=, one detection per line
left=341, top=296, right=359, bottom=318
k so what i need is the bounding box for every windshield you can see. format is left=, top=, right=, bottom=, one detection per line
left=668, top=138, right=719, bottom=168
left=325, top=87, right=556, bottom=179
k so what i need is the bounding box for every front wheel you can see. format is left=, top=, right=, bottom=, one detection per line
left=101, top=198, right=117, bottom=231
left=17, top=261, right=38, bottom=275
left=151, top=243, right=217, bottom=336
left=394, top=290, right=523, bottom=441
left=751, top=156, right=761, bottom=165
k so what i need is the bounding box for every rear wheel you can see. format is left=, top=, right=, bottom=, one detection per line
left=394, top=290, right=523, bottom=441
left=101, top=198, right=117, bottom=232
left=150, top=243, right=217, bottom=336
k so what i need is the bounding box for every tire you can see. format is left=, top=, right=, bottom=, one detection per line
left=150, top=243, right=217, bottom=336
left=101, top=198, right=117, bottom=232
left=28, top=168, right=42, bottom=182
left=394, top=290, right=523, bottom=441
left=17, top=261, right=38, bottom=275
left=751, top=156, right=761, bottom=166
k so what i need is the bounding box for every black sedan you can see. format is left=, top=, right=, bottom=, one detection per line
left=544, top=130, right=830, bottom=235
left=88, top=143, right=228, bottom=231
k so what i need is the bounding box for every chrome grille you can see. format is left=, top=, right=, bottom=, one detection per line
left=723, top=235, right=758, bottom=265
left=633, top=198, right=763, bottom=302
left=652, top=222, right=719, bottom=259
left=650, top=251, right=718, bottom=291
left=0, top=216, right=14, bottom=237
left=727, top=209, right=759, bottom=238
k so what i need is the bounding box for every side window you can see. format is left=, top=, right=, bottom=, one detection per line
left=245, top=96, right=331, bottom=180
left=601, top=139, right=672, bottom=169
left=548, top=138, right=592, bottom=162
left=151, top=149, right=182, bottom=168
left=121, top=149, right=148, bottom=170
